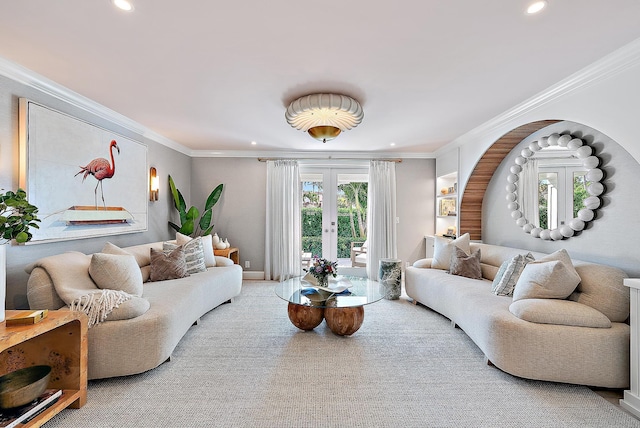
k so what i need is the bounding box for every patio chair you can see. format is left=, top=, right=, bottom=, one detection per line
left=350, top=240, right=367, bottom=267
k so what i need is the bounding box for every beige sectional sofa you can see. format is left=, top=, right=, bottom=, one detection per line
left=25, top=240, right=243, bottom=380
left=405, top=241, right=630, bottom=388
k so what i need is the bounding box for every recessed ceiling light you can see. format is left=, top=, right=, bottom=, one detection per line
left=527, top=1, right=547, bottom=14
left=112, top=0, right=134, bottom=12
left=390, top=142, right=396, bottom=146
left=251, top=141, right=257, bottom=145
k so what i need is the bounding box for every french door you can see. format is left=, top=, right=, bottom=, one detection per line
left=300, top=166, right=368, bottom=274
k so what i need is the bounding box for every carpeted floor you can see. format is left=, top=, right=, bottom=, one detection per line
left=46, top=281, right=639, bottom=427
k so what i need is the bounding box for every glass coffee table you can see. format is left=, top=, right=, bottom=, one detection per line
left=275, top=275, right=385, bottom=336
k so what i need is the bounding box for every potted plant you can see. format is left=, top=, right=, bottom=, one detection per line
left=168, top=176, right=223, bottom=237
left=0, top=188, right=40, bottom=322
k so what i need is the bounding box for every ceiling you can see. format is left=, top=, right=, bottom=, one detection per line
left=1, top=1, right=640, bottom=156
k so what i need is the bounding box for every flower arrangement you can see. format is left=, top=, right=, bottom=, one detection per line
left=305, top=257, right=338, bottom=287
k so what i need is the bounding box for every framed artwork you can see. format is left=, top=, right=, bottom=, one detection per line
left=19, top=99, right=148, bottom=243
left=438, top=198, right=457, bottom=217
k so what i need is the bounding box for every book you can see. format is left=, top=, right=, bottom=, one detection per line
left=0, top=389, right=62, bottom=427
left=5, top=310, right=48, bottom=326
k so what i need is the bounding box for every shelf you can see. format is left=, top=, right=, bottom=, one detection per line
left=26, top=390, right=82, bottom=427
left=437, top=193, right=457, bottom=198
left=0, top=311, right=88, bottom=427
left=437, top=215, right=457, bottom=218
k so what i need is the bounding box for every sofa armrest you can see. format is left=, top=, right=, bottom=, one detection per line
left=412, top=258, right=433, bottom=269
left=214, top=256, right=235, bottom=267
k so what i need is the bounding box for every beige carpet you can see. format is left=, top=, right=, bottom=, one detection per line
left=46, top=281, right=639, bottom=427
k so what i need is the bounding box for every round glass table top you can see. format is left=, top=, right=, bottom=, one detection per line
left=275, top=275, right=384, bottom=308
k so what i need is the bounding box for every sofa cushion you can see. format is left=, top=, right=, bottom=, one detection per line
left=492, top=252, right=535, bottom=296
left=102, top=241, right=154, bottom=282
left=102, top=242, right=147, bottom=267
left=509, top=299, right=611, bottom=328
left=150, top=247, right=190, bottom=282
left=164, top=237, right=207, bottom=274
left=570, top=263, right=629, bottom=322
left=89, top=253, right=144, bottom=297
left=106, top=296, right=151, bottom=321
left=432, top=233, right=470, bottom=271
left=449, top=246, right=482, bottom=280
left=512, top=259, right=581, bottom=301
left=177, top=232, right=216, bottom=267
left=412, top=258, right=432, bottom=269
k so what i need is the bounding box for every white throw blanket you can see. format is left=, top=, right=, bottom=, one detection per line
left=30, top=251, right=133, bottom=327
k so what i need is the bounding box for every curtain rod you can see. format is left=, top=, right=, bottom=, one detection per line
left=258, top=157, right=402, bottom=163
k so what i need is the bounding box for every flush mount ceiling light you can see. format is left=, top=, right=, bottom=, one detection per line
left=285, top=93, right=364, bottom=143
left=526, top=1, right=547, bottom=14
left=112, top=0, right=134, bottom=11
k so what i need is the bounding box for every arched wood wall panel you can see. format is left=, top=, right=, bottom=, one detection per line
left=459, top=120, right=560, bottom=241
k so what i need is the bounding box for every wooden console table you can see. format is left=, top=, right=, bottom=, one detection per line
left=0, top=310, right=88, bottom=426
left=214, top=247, right=239, bottom=264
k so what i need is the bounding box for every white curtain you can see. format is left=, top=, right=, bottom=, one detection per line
left=366, top=160, right=397, bottom=281
left=518, top=159, right=539, bottom=226
left=265, top=160, right=302, bottom=281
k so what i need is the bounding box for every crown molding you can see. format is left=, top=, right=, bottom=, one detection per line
left=188, top=149, right=435, bottom=159
left=435, top=36, right=640, bottom=158
left=0, top=55, right=193, bottom=156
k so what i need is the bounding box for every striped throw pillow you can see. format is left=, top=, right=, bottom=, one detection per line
left=492, top=252, right=535, bottom=296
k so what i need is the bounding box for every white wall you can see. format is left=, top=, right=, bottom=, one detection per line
left=0, top=74, right=190, bottom=309
left=396, top=159, right=436, bottom=264
left=190, top=158, right=436, bottom=276
left=484, top=121, right=640, bottom=276
left=451, top=41, right=640, bottom=275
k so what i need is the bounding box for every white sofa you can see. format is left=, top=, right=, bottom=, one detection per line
left=25, top=240, right=243, bottom=380
left=405, top=241, right=630, bottom=388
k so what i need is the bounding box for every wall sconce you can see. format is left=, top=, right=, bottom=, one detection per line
left=149, top=167, right=159, bottom=201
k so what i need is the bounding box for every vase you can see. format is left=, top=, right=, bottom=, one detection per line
left=211, top=233, right=220, bottom=246
left=224, top=238, right=230, bottom=249
left=317, top=275, right=329, bottom=288
left=379, top=258, right=402, bottom=300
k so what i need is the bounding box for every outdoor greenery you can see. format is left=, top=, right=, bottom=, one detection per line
left=538, top=172, right=588, bottom=230
left=0, top=189, right=40, bottom=244
left=168, top=175, right=223, bottom=237
left=301, top=180, right=367, bottom=258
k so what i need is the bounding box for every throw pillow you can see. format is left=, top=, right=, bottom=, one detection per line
left=89, top=253, right=143, bottom=297
left=431, top=233, right=471, bottom=271
left=149, top=247, right=190, bottom=282
left=164, top=237, right=207, bottom=275
left=177, top=232, right=216, bottom=267
left=107, top=297, right=151, bottom=321
left=509, top=299, right=611, bottom=328
left=538, top=249, right=577, bottom=271
left=491, top=252, right=535, bottom=296
left=512, top=259, right=581, bottom=301
left=448, top=246, right=482, bottom=280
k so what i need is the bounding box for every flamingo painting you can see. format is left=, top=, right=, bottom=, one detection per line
left=75, top=140, right=120, bottom=209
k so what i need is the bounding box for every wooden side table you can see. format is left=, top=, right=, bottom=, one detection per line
left=214, top=247, right=239, bottom=264
left=0, top=310, right=88, bottom=426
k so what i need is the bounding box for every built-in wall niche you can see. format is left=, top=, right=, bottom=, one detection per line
left=436, top=171, right=458, bottom=237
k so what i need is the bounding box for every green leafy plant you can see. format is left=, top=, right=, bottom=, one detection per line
left=0, top=189, right=40, bottom=244
left=168, top=175, right=223, bottom=237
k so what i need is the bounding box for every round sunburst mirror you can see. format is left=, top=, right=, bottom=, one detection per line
left=506, top=133, right=604, bottom=240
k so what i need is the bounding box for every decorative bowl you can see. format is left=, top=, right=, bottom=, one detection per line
left=0, top=365, right=51, bottom=409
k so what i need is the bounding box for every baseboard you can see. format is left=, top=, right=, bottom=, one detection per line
left=243, top=271, right=265, bottom=280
